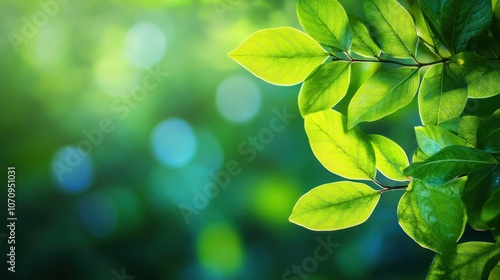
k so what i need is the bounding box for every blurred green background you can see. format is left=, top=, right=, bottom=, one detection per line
left=0, top=0, right=496, bottom=279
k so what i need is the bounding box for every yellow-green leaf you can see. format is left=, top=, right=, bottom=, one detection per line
left=348, top=67, right=419, bottom=128
left=297, top=0, right=352, bottom=50
left=349, top=14, right=381, bottom=57
left=364, top=0, right=418, bottom=57
left=305, top=109, right=376, bottom=180
left=418, top=63, right=468, bottom=126
left=228, top=27, right=328, bottom=86
left=289, top=181, right=380, bottom=231
left=369, top=134, right=409, bottom=181
left=298, top=61, right=351, bottom=116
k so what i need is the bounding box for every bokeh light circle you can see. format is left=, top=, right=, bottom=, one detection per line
left=123, top=22, right=167, bottom=68
left=151, top=118, right=197, bottom=168
left=51, top=146, right=94, bottom=194
left=77, top=191, right=117, bottom=237
left=216, top=75, right=261, bottom=123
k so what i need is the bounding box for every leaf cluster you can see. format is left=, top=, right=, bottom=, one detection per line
left=229, top=0, right=500, bottom=278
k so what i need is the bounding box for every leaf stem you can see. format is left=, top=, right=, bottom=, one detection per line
left=373, top=179, right=408, bottom=193
left=331, top=53, right=448, bottom=68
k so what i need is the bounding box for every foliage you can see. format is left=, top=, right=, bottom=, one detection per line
left=229, top=0, right=500, bottom=278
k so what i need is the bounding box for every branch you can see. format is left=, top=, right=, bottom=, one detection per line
left=331, top=53, right=449, bottom=68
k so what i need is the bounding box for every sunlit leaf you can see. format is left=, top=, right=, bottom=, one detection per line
left=404, top=146, right=498, bottom=185
left=369, top=134, right=409, bottom=181
left=415, top=125, right=470, bottom=157
left=490, top=263, right=500, bottom=280
left=364, top=0, right=418, bottom=57
left=452, top=52, right=500, bottom=99
left=398, top=178, right=467, bottom=255
left=426, top=242, right=500, bottom=280
left=305, top=109, right=376, bottom=180
left=439, top=116, right=484, bottom=147
left=349, top=14, right=381, bottom=57
left=228, top=27, right=328, bottom=86
left=298, top=61, right=351, bottom=116
left=418, top=63, right=468, bottom=126
left=348, top=67, right=419, bottom=128
left=297, top=0, right=352, bottom=51
left=289, top=181, right=380, bottom=231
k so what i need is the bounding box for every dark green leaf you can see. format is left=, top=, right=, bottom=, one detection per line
left=289, top=181, right=380, bottom=231
left=440, top=0, right=492, bottom=54
left=369, top=134, right=409, bottom=181
left=364, top=0, right=418, bottom=57
left=477, top=113, right=500, bottom=153
left=415, top=125, right=470, bottom=157
left=228, top=27, right=328, bottom=85
left=417, top=0, right=445, bottom=48
left=476, top=36, right=500, bottom=59
left=426, top=242, right=500, bottom=280
left=297, top=0, right=352, bottom=51
left=298, top=61, right=351, bottom=116
left=439, top=116, right=484, bottom=147
left=461, top=165, right=500, bottom=230
left=404, top=146, right=498, bottom=185
left=348, top=67, right=419, bottom=128
left=398, top=178, right=467, bottom=254
left=452, top=52, right=500, bottom=99
left=349, top=14, right=381, bottom=57
left=482, top=188, right=500, bottom=227
left=305, top=109, right=376, bottom=180
left=418, top=63, right=468, bottom=125
left=492, top=0, right=500, bottom=43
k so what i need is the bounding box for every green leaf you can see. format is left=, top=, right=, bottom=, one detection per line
left=398, top=178, right=467, bottom=255
left=305, top=109, right=376, bottom=180
left=298, top=61, right=351, bottom=116
left=297, top=0, right=352, bottom=51
left=418, top=63, right=468, bottom=126
left=477, top=111, right=500, bottom=153
left=494, top=1, right=500, bottom=43
left=476, top=36, right=500, bottom=59
left=364, top=0, right=418, bottom=57
left=413, top=147, right=430, bottom=163
left=418, top=0, right=449, bottom=56
left=349, top=14, right=381, bottom=57
left=494, top=228, right=500, bottom=244
left=411, top=2, right=440, bottom=52
left=490, top=263, right=500, bottom=280
left=404, top=146, right=498, bottom=186
left=439, top=116, right=484, bottom=147
left=228, top=27, right=328, bottom=86
left=348, top=67, right=419, bottom=128
left=415, top=125, right=470, bottom=157
left=452, top=52, right=500, bottom=99
left=369, top=134, right=409, bottom=181
left=289, top=181, right=380, bottom=231
left=482, top=188, right=500, bottom=227
left=440, top=0, right=493, bottom=54
left=461, top=165, right=500, bottom=230
left=426, top=242, right=500, bottom=280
